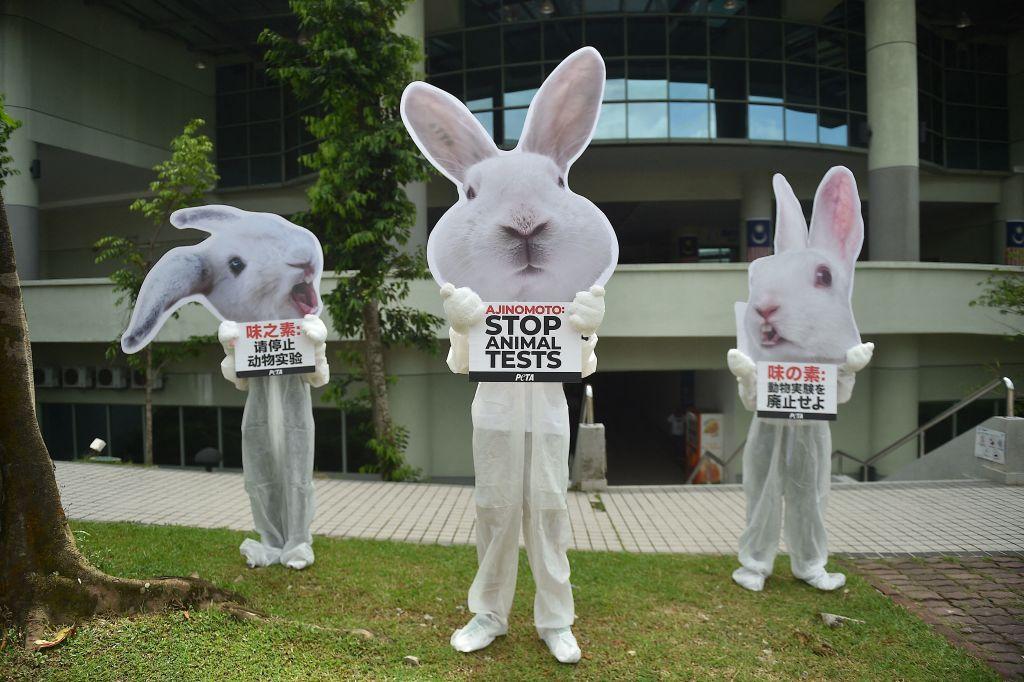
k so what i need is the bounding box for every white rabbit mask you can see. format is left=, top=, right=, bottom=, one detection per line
left=739, top=166, right=864, bottom=365
left=401, top=46, right=619, bottom=302
left=120, top=205, right=324, bottom=354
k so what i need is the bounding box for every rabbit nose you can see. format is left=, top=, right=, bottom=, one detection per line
left=501, top=221, right=548, bottom=240
left=755, top=304, right=779, bottom=321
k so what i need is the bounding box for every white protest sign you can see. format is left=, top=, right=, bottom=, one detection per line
left=468, top=302, right=582, bottom=382
left=974, top=427, right=1006, bottom=464
left=235, top=319, right=315, bottom=378
left=756, top=361, right=837, bottom=421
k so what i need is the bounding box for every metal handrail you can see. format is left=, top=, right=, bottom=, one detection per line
left=860, top=375, right=1015, bottom=479
left=831, top=449, right=866, bottom=478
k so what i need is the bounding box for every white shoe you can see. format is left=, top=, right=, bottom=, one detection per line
left=802, top=571, right=846, bottom=591
left=732, top=567, right=767, bottom=592
left=280, top=543, right=314, bottom=570
left=450, top=613, right=507, bottom=653
left=240, top=539, right=281, bottom=568
left=539, top=627, right=581, bottom=664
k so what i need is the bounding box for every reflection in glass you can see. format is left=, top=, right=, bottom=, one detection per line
left=465, top=27, right=501, bottom=68
left=628, top=102, right=668, bottom=138
left=785, top=64, right=816, bottom=105
left=946, top=139, right=977, bottom=169
left=670, top=102, right=709, bottom=138
left=605, top=60, right=626, bottom=100
left=505, top=65, right=542, bottom=106
left=817, top=29, right=846, bottom=69
left=628, top=16, right=666, bottom=55
left=669, top=59, right=709, bottom=99
left=504, top=108, right=528, bottom=145
left=504, top=23, right=541, bottom=64
left=849, top=113, right=867, bottom=148
left=748, top=61, right=782, bottom=102
left=668, top=17, right=706, bottom=55
left=628, top=60, right=667, bottom=99
left=945, top=104, right=976, bottom=138
left=785, top=107, right=817, bottom=143
left=544, top=19, right=584, bottom=61
left=473, top=111, right=494, bottom=139
left=586, top=17, right=625, bottom=57
left=819, top=68, right=846, bottom=109
left=785, top=23, right=816, bottom=64
left=466, top=69, right=500, bottom=111
left=748, top=19, right=782, bottom=60
left=709, top=17, right=745, bottom=57
left=428, top=33, right=463, bottom=73
left=594, top=102, right=626, bottom=139
left=712, top=102, right=746, bottom=138
left=818, top=110, right=847, bottom=146
left=848, top=74, right=866, bottom=111
left=710, top=60, right=745, bottom=100
left=429, top=74, right=463, bottom=100
left=749, top=104, right=783, bottom=140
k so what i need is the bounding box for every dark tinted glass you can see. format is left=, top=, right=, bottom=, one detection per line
left=628, top=16, right=666, bottom=55
left=505, top=65, right=543, bottom=106
left=504, top=23, right=541, bottom=64
left=712, top=102, right=746, bottom=138
left=848, top=73, right=866, bottom=111
left=668, top=17, right=706, bottom=55
left=977, top=108, right=1008, bottom=141
left=847, top=33, right=865, bottom=71
left=75, top=404, right=107, bottom=459
left=818, top=109, right=847, bottom=146
left=110, top=405, right=143, bottom=463
left=748, top=0, right=780, bottom=17
left=183, top=407, right=218, bottom=467
left=217, top=158, right=247, bottom=187
left=978, top=142, right=1008, bottom=171
left=345, top=409, right=377, bottom=473
left=748, top=61, right=782, bottom=102
left=217, top=64, right=249, bottom=92
left=221, top=408, right=243, bottom=468
left=249, top=122, right=280, bottom=155
left=817, top=29, right=846, bottom=69
left=945, top=70, right=975, bottom=104
left=849, top=113, right=867, bottom=147
left=946, top=139, right=977, bottom=169
left=249, top=155, right=282, bottom=185
left=465, top=27, right=501, bottom=67
left=218, top=126, right=247, bottom=158
left=818, top=68, right=846, bottom=109
left=217, top=93, right=247, bottom=126
left=428, top=73, right=464, bottom=99
left=152, top=406, right=181, bottom=466
left=466, top=69, right=501, bottom=110
left=586, top=18, right=625, bottom=57
left=248, top=88, right=280, bottom=122
left=544, top=19, right=584, bottom=60
left=710, top=60, right=745, bottom=100
left=945, top=104, right=977, bottom=138
left=670, top=59, right=709, bottom=99
left=628, top=60, right=668, bottom=99
left=975, top=43, right=1007, bottom=73
left=709, top=17, right=745, bottom=57
left=313, top=408, right=344, bottom=472
left=977, top=74, right=1007, bottom=107
left=428, top=33, right=463, bottom=73
left=785, top=24, right=816, bottom=63
left=785, top=65, right=816, bottom=105
left=41, top=403, right=74, bottom=460
left=747, top=20, right=781, bottom=60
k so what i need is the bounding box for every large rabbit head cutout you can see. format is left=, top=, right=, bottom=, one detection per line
left=738, top=166, right=864, bottom=365
left=401, top=46, right=619, bottom=302
left=120, top=205, right=324, bottom=354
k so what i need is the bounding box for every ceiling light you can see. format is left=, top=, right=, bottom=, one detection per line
left=539, top=0, right=556, bottom=15
left=723, top=0, right=737, bottom=10
left=956, top=11, right=971, bottom=29
left=194, top=59, right=207, bottom=70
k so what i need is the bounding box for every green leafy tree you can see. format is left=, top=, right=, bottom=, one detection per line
left=94, top=119, right=218, bottom=465
left=261, top=0, right=441, bottom=480
left=972, top=269, right=1024, bottom=337
left=0, top=94, right=20, bottom=189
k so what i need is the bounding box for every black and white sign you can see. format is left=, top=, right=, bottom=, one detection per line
left=756, top=361, right=837, bottom=421
left=974, top=427, right=1006, bottom=464
left=235, top=319, right=315, bottom=378
left=468, top=303, right=582, bottom=382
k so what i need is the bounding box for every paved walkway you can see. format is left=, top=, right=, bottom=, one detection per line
left=55, top=461, right=1024, bottom=556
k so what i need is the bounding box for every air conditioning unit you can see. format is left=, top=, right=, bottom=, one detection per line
left=95, top=367, right=128, bottom=389
left=33, top=366, right=61, bottom=388
left=62, top=367, right=94, bottom=389
left=130, top=368, right=163, bottom=390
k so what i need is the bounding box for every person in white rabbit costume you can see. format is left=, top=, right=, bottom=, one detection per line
left=727, top=167, right=874, bottom=593
left=120, top=205, right=330, bottom=570
left=401, top=47, right=618, bottom=664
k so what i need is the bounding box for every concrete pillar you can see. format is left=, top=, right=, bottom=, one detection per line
left=3, top=129, right=40, bottom=279
left=740, top=172, right=773, bottom=262
left=997, top=35, right=1024, bottom=264
left=865, top=0, right=919, bottom=261
left=396, top=0, right=430, bottom=256
left=868, top=335, right=919, bottom=478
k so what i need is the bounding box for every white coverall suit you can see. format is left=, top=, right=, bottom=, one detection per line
left=726, top=344, right=873, bottom=592
left=219, top=316, right=330, bottom=570
left=443, top=284, right=602, bottom=663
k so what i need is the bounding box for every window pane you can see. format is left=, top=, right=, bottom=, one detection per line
left=75, top=404, right=107, bottom=459
left=849, top=113, right=867, bottom=148
left=248, top=88, right=280, bottom=122
left=544, top=19, right=584, bottom=61
left=848, top=73, right=866, bottom=111
left=945, top=104, right=977, bottom=138
left=668, top=17, right=706, bottom=56
left=594, top=102, right=626, bottom=139
left=817, top=29, right=846, bottom=69
left=628, top=17, right=665, bottom=55
left=669, top=59, right=709, bottom=99
left=946, top=139, right=977, bottom=169
left=313, top=408, right=344, bottom=472
left=711, top=102, right=746, bottom=138
left=848, top=33, right=865, bottom=72
left=504, top=108, right=528, bottom=145
left=945, top=70, right=975, bottom=104
left=217, top=158, right=247, bottom=187
left=504, top=23, right=541, bottom=64
left=585, top=0, right=620, bottom=11
left=670, top=102, right=709, bottom=138
left=978, top=108, right=1008, bottom=141
left=217, top=63, right=249, bottom=92
left=428, top=33, right=463, bottom=73
left=221, top=408, right=243, bottom=468
left=466, top=69, right=500, bottom=111
left=747, top=20, right=781, bottom=60
left=183, top=407, right=218, bottom=467
left=152, top=406, right=181, bottom=466
left=785, top=64, right=816, bottom=105
left=628, top=60, right=667, bottom=99
left=748, top=61, right=782, bottom=102
left=818, top=68, right=846, bottom=109
left=605, top=60, right=626, bottom=100
left=217, top=93, right=247, bottom=126
left=975, top=43, right=1006, bottom=73
left=818, top=109, right=847, bottom=146
left=977, top=74, right=1007, bottom=107
left=748, top=104, right=783, bottom=140
left=465, top=0, right=498, bottom=27
left=624, top=0, right=667, bottom=10
left=979, top=142, right=1008, bottom=171
left=217, top=126, right=247, bottom=158
left=249, top=156, right=282, bottom=185
left=628, top=102, right=668, bottom=138
left=785, top=24, right=816, bottom=64
left=465, top=27, right=500, bottom=68
left=41, top=403, right=74, bottom=461
left=473, top=111, right=494, bottom=140
left=785, top=106, right=817, bottom=142
left=428, top=73, right=463, bottom=100
left=709, top=60, right=745, bottom=100
left=586, top=18, right=625, bottom=57
left=709, top=17, right=745, bottom=58
left=110, top=405, right=143, bottom=463
left=249, top=122, right=280, bottom=155
left=505, top=65, right=542, bottom=106
left=344, top=409, right=376, bottom=473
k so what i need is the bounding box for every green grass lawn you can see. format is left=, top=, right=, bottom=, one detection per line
left=2, top=522, right=995, bottom=681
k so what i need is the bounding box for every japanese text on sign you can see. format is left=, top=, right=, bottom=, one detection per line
left=468, top=303, right=582, bottom=383
left=235, top=319, right=315, bottom=378
left=756, top=361, right=837, bottom=421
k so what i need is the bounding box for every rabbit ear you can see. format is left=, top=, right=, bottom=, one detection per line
left=519, top=47, right=605, bottom=173
left=808, top=166, right=864, bottom=268
left=401, top=82, right=498, bottom=184
left=170, top=205, right=245, bottom=234
left=771, top=173, right=808, bottom=254
left=120, top=247, right=213, bottom=354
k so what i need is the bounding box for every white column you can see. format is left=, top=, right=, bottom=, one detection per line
left=869, top=335, right=920, bottom=478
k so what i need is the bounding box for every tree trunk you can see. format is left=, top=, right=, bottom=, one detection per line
left=0, top=194, right=238, bottom=648
left=360, top=299, right=393, bottom=454
left=144, top=346, right=154, bottom=465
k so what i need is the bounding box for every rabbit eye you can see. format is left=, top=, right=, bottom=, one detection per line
left=465, top=185, right=477, bottom=200
left=814, top=265, right=832, bottom=288
left=557, top=176, right=565, bottom=188
left=228, top=257, right=246, bottom=276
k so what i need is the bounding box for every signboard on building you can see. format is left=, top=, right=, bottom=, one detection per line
left=974, top=426, right=1006, bottom=464
left=235, top=320, right=315, bottom=378
left=468, top=303, right=582, bottom=382
left=756, top=361, right=837, bottom=420
left=1006, top=220, right=1024, bottom=266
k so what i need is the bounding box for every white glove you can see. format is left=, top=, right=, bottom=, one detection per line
left=440, top=283, right=486, bottom=335
left=217, top=321, right=248, bottom=391
left=581, top=334, right=599, bottom=378
left=727, top=349, right=757, bottom=410
left=447, top=328, right=469, bottom=374
left=300, top=314, right=330, bottom=388
left=841, top=342, right=874, bottom=374
left=568, top=285, right=605, bottom=337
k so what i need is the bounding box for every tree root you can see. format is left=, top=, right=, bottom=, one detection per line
left=19, top=568, right=243, bottom=649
